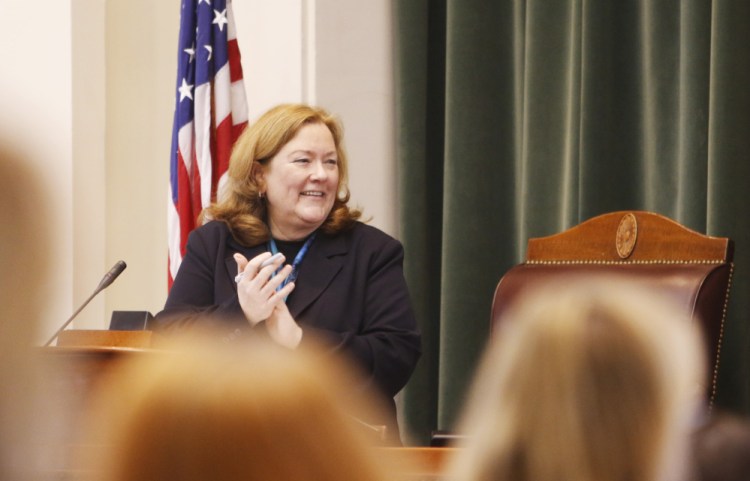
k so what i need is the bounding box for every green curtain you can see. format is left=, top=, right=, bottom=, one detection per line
left=394, top=0, right=750, bottom=445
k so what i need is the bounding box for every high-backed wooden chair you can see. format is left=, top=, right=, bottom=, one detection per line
left=491, top=211, right=734, bottom=404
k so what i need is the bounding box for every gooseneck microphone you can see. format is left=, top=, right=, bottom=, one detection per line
left=43, top=260, right=127, bottom=347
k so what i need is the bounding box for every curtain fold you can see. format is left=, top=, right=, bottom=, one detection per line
left=395, top=0, right=750, bottom=445
left=394, top=0, right=446, bottom=444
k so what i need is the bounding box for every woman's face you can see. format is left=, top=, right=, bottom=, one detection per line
left=258, top=122, right=340, bottom=240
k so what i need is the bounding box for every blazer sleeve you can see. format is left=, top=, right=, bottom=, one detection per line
left=152, top=226, right=248, bottom=336
left=301, top=235, right=422, bottom=399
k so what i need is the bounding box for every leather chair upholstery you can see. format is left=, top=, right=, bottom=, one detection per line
left=491, top=211, right=734, bottom=404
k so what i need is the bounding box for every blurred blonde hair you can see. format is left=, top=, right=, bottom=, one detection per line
left=451, top=279, right=705, bottom=481
left=82, top=336, right=388, bottom=481
left=204, top=103, right=361, bottom=246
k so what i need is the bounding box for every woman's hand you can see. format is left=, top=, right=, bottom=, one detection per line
left=266, top=302, right=303, bottom=349
left=234, top=252, right=295, bottom=326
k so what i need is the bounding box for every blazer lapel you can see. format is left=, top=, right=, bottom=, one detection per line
left=287, top=233, right=347, bottom=319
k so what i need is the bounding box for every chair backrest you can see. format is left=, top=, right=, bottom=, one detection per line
left=491, top=211, right=734, bottom=404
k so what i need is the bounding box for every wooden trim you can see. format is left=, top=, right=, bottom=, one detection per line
left=376, top=447, right=459, bottom=476
left=526, top=211, right=732, bottom=262
left=55, top=329, right=154, bottom=349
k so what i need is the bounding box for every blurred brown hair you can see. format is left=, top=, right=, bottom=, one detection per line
left=82, top=335, right=389, bottom=481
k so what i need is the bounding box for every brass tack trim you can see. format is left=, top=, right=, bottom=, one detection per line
left=526, top=259, right=726, bottom=265
left=709, top=262, right=733, bottom=409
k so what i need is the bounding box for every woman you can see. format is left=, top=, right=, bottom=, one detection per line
left=153, top=103, right=421, bottom=443
left=82, top=338, right=395, bottom=481
left=449, top=279, right=705, bottom=481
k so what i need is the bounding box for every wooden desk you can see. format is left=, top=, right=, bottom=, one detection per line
left=38, top=331, right=161, bottom=479
left=377, top=447, right=458, bottom=480
left=55, top=329, right=155, bottom=348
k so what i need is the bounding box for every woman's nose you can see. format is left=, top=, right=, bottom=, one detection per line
left=310, top=160, right=328, bottom=179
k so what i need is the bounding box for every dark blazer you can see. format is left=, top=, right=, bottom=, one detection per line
left=153, top=220, right=422, bottom=442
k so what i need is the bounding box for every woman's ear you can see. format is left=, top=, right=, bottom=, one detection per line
left=251, top=162, right=265, bottom=192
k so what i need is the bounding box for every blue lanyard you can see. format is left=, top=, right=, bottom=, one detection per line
left=268, top=232, right=316, bottom=299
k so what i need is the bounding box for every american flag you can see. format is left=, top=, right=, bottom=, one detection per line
left=168, top=0, right=248, bottom=287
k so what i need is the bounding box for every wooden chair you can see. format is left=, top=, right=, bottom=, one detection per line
left=491, top=211, right=734, bottom=404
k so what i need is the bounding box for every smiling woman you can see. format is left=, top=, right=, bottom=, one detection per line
left=152, top=104, right=422, bottom=445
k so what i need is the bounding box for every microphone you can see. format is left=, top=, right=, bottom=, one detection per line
left=43, top=260, right=127, bottom=346
left=348, top=415, right=388, bottom=442
left=96, top=260, right=127, bottom=291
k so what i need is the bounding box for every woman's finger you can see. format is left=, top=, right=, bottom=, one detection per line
left=233, top=253, right=249, bottom=283
left=237, top=252, right=283, bottom=283
left=260, top=265, right=294, bottom=296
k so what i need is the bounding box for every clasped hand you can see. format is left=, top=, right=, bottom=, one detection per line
left=233, top=252, right=302, bottom=348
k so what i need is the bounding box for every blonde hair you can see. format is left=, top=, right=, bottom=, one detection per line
left=204, top=103, right=361, bottom=246
left=451, top=279, right=705, bottom=481
left=83, top=337, right=388, bottom=481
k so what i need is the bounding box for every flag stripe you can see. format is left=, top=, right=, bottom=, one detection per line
left=231, top=80, right=249, bottom=124
left=228, top=40, right=244, bottom=83
left=214, top=64, right=232, bottom=123
left=193, top=83, right=213, bottom=208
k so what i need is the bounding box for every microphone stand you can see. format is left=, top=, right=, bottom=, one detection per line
left=43, top=260, right=127, bottom=347
left=43, top=288, right=103, bottom=347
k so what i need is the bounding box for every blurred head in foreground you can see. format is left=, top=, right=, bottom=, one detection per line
left=451, top=279, right=705, bottom=481
left=83, top=337, right=389, bottom=481
left=0, top=147, right=53, bottom=480
left=691, top=410, right=750, bottom=481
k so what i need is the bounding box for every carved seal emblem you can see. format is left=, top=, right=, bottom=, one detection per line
left=616, top=213, right=638, bottom=259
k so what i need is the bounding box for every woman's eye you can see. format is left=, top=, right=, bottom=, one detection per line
left=325, top=159, right=338, bottom=165
left=294, top=158, right=310, bottom=164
